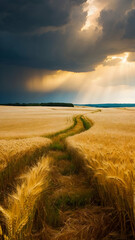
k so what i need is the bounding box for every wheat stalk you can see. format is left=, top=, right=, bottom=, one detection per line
left=0, top=156, right=50, bottom=239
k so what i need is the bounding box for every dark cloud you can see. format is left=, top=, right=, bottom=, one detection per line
left=0, top=0, right=90, bottom=72
left=98, top=0, right=133, bottom=40
left=0, top=64, right=36, bottom=94
left=0, top=0, right=86, bottom=33
left=1, top=0, right=135, bottom=73
left=1, top=0, right=135, bottom=103
left=0, top=89, right=77, bottom=104
left=99, top=9, right=124, bottom=39
left=0, top=64, right=78, bottom=104
left=96, top=0, right=135, bottom=57
left=124, top=9, right=135, bottom=38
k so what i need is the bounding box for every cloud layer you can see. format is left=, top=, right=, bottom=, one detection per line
left=0, top=0, right=135, bottom=103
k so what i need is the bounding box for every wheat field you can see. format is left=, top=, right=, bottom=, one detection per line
left=66, top=108, right=135, bottom=236
left=0, top=156, right=50, bottom=240
left=0, top=137, right=51, bottom=171
left=0, top=106, right=135, bottom=239
left=0, top=106, right=92, bottom=139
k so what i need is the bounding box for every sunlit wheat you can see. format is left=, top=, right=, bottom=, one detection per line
left=0, top=156, right=50, bottom=239
left=67, top=108, right=135, bottom=235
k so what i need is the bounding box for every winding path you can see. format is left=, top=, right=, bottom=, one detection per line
left=42, top=115, right=94, bottom=232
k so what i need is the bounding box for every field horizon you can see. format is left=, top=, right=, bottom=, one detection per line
left=1, top=102, right=135, bottom=108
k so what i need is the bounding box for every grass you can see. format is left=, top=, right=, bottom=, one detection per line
left=80, top=116, right=92, bottom=130
left=42, top=197, right=62, bottom=227
left=56, top=153, right=72, bottom=161
left=49, top=142, right=65, bottom=151
left=47, top=115, right=90, bottom=141
left=60, top=162, right=76, bottom=176
left=54, top=190, right=94, bottom=210
left=92, top=109, right=102, bottom=113
left=46, top=116, right=77, bottom=138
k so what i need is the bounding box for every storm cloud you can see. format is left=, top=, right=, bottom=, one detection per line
left=0, top=0, right=135, bottom=103
left=0, top=0, right=86, bottom=33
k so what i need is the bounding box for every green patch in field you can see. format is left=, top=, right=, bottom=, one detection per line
left=46, top=116, right=77, bottom=139
left=56, top=153, right=72, bottom=161
left=49, top=142, right=65, bottom=151
left=58, top=128, right=84, bottom=140
left=45, top=202, right=62, bottom=227
left=54, top=190, right=94, bottom=210
left=80, top=116, right=91, bottom=130
left=60, top=162, right=76, bottom=176
left=92, top=109, right=101, bottom=113
left=33, top=197, right=62, bottom=229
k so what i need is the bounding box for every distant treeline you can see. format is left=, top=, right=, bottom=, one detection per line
left=1, top=102, right=74, bottom=107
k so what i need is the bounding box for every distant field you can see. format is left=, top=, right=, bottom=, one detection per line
left=0, top=106, right=96, bottom=139
left=0, top=106, right=88, bottom=139
left=0, top=106, right=134, bottom=239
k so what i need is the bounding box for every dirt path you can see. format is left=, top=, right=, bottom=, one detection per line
left=35, top=115, right=95, bottom=237
left=42, top=114, right=123, bottom=240
left=36, top=115, right=114, bottom=240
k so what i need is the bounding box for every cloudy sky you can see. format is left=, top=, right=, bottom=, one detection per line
left=0, top=0, right=135, bottom=103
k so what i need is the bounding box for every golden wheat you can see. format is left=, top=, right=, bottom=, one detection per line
left=0, top=156, right=50, bottom=239
left=0, top=137, right=51, bottom=172
left=0, top=106, right=93, bottom=139
left=66, top=108, right=135, bottom=235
